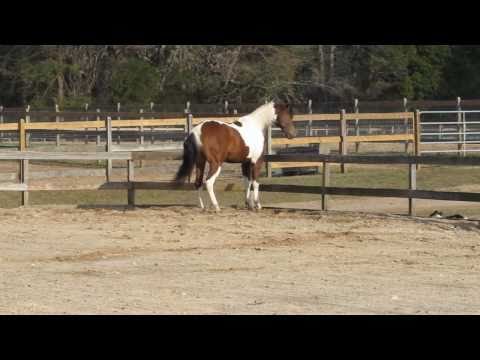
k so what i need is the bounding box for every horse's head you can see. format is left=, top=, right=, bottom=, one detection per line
left=274, top=103, right=296, bottom=139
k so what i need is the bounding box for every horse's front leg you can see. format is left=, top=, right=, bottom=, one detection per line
left=242, top=162, right=255, bottom=210
left=252, top=181, right=261, bottom=210
left=252, top=160, right=264, bottom=210
left=244, top=178, right=254, bottom=210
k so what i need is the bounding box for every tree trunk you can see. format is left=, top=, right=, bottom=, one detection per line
left=318, top=45, right=325, bottom=83
left=57, top=72, right=65, bottom=107
left=329, top=45, right=336, bottom=81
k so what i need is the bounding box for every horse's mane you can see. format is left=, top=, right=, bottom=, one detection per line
left=250, top=102, right=275, bottom=116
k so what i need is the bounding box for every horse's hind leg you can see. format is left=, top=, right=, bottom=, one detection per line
left=205, top=162, right=222, bottom=212
left=242, top=162, right=254, bottom=209
left=195, top=154, right=207, bottom=210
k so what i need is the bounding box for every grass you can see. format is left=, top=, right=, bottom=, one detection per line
left=1, top=164, right=479, bottom=209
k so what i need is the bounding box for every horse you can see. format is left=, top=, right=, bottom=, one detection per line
left=174, top=101, right=296, bottom=212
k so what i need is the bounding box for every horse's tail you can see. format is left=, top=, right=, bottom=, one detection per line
left=175, top=133, right=197, bottom=184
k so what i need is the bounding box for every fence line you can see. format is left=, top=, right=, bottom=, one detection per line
left=264, top=153, right=480, bottom=216
left=1, top=151, right=479, bottom=216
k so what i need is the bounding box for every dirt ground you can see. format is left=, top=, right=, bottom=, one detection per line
left=1, top=205, right=479, bottom=315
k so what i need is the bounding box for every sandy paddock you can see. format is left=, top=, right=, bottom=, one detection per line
left=0, top=205, right=479, bottom=315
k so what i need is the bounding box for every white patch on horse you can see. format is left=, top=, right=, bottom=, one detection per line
left=252, top=180, right=261, bottom=209
left=205, top=166, right=222, bottom=212
left=227, top=102, right=277, bottom=163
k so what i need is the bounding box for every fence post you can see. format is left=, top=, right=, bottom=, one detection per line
left=150, top=102, right=155, bottom=144
left=408, top=162, right=417, bottom=216
left=18, top=118, right=28, bottom=206
left=55, top=104, right=60, bottom=147
left=266, top=123, right=273, bottom=178
left=184, top=101, right=191, bottom=134
left=186, top=112, right=193, bottom=183
left=403, top=98, right=409, bottom=153
left=139, top=109, right=145, bottom=169
left=117, top=102, right=121, bottom=145
left=19, top=117, right=26, bottom=152
left=321, top=160, right=330, bottom=211
left=105, top=116, right=113, bottom=181
left=84, top=103, right=89, bottom=145
left=95, top=109, right=101, bottom=146
left=139, top=109, right=145, bottom=146
left=308, top=99, right=313, bottom=137
left=456, top=97, right=465, bottom=156
left=340, top=109, right=347, bottom=173
left=414, top=110, right=421, bottom=170
left=224, top=101, right=229, bottom=114
left=21, top=154, right=29, bottom=207
left=354, top=99, right=360, bottom=153
left=0, top=105, right=3, bottom=139
left=127, top=159, right=135, bottom=207
left=25, top=105, right=30, bottom=147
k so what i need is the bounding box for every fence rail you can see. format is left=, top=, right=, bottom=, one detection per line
left=264, top=153, right=480, bottom=216
left=1, top=150, right=479, bottom=217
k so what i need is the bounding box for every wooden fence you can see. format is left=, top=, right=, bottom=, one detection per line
left=0, top=110, right=418, bottom=175
left=263, top=153, right=480, bottom=216
left=1, top=151, right=479, bottom=217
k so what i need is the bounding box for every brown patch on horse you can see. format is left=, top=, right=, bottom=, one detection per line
left=200, top=122, right=250, bottom=164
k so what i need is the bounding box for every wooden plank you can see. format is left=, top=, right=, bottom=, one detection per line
left=265, top=154, right=480, bottom=166
left=0, top=112, right=415, bottom=132
left=28, top=182, right=131, bottom=191
left=55, top=104, right=61, bottom=146
left=18, top=118, right=26, bottom=151
left=24, top=181, right=242, bottom=192
left=0, top=183, right=27, bottom=191
left=131, top=182, right=242, bottom=192
left=0, top=151, right=131, bottom=161
left=132, top=182, right=196, bottom=191
left=344, top=112, right=414, bottom=120
left=271, top=162, right=324, bottom=169
left=21, top=159, right=29, bottom=206
left=272, top=136, right=341, bottom=146
left=111, top=144, right=183, bottom=152
left=340, top=110, right=347, bottom=173
left=322, top=161, right=330, bottom=211
left=127, top=160, right=135, bottom=206
left=414, top=110, right=422, bottom=170
left=259, top=184, right=480, bottom=202
left=25, top=107, right=31, bottom=147
left=132, top=151, right=182, bottom=161
left=106, top=117, right=113, bottom=181
left=293, top=114, right=341, bottom=122
left=0, top=123, right=19, bottom=131
left=26, top=121, right=104, bottom=130
left=111, top=118, right=186, bottom=127
left=24, top=118, right=186, bottom=131
left=409, top=163, right=416, bottom=216
left=347, top=134, right=414, bottom=143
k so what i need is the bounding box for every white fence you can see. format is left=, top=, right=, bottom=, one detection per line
left=419, top=110, right=480, bottom=155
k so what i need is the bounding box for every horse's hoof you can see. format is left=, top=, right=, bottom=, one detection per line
left=214, top=206, right=221, bottom=213
left=255, top=204, right=262, bottom=211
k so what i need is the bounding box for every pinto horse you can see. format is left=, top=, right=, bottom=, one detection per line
left=175, top=101, right=296, bottom=212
